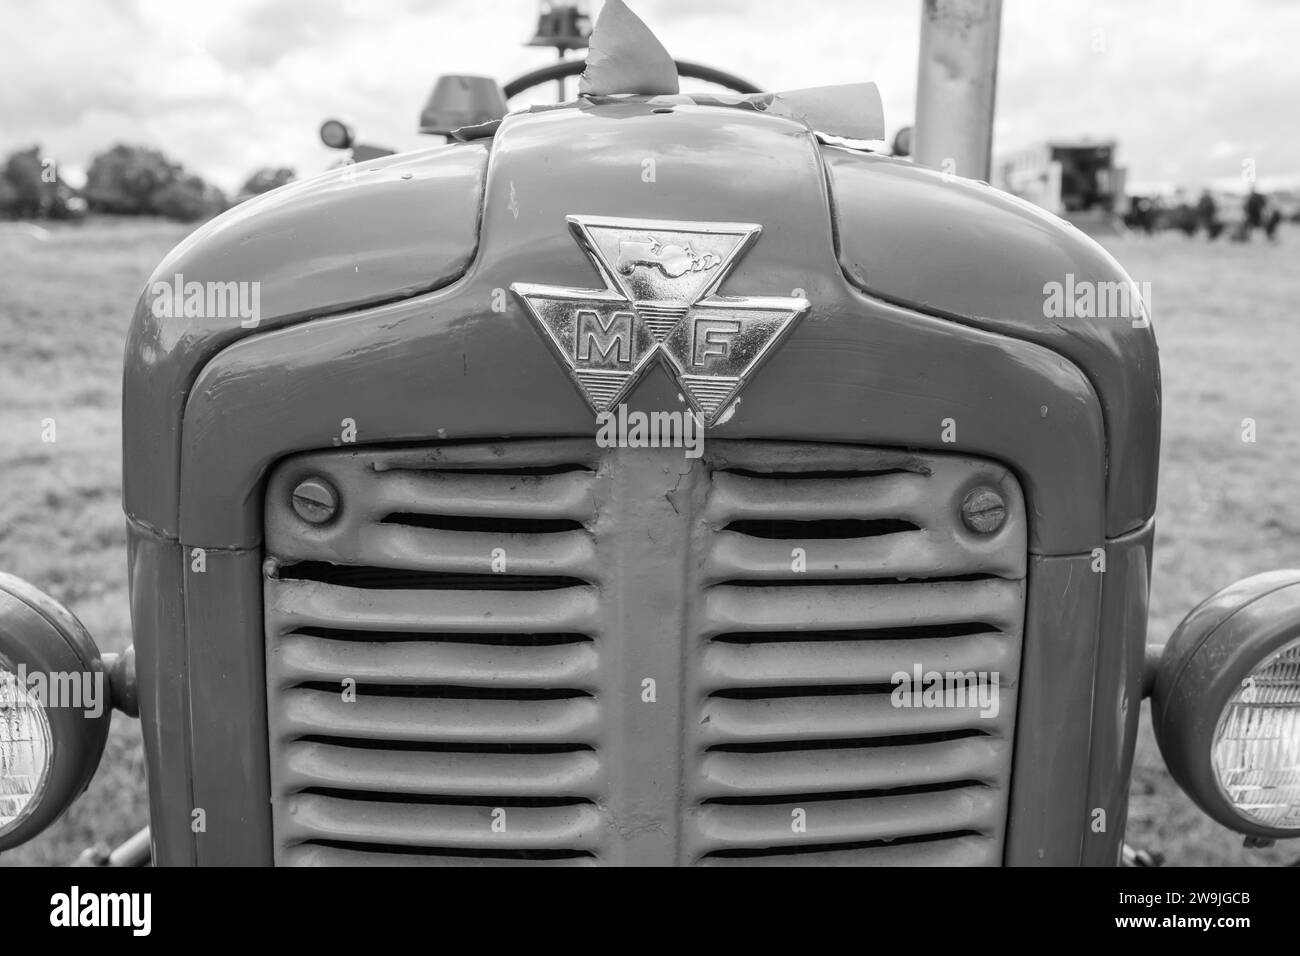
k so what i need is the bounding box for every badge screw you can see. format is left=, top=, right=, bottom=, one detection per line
left=291, top=477, right=339, bottom=525
left=960, top=487, right=1007, bottom=535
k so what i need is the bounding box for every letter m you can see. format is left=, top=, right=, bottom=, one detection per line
left=101, top=894, right=131, bottom=926
left=206, top=281, right=239, bottom=318
left=576, top=310, right=633, bottom=364
left=1097, top=281, right=1126, bottom=318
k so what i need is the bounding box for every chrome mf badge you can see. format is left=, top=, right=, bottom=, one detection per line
left=511, top=215, right=809, bottom=425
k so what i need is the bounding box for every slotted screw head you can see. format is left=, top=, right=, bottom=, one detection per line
left=961, top=486, right=1007, bottom=535
left=291, top=477, right=339, bottom=524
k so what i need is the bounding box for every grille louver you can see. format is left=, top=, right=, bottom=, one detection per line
left=684, top=444, right=1026, bottom=866
left=265, top=440, right=607, bottom=865
left=264, top=439, right=1026, bottom=865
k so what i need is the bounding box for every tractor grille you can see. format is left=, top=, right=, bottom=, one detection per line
left=684, top=444, right=1025, bottom=865
left=264, top=440, right=606, bottom=866
left=264, top=439, right=1026, bottom=865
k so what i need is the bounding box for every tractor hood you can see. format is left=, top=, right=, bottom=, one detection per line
left=123, top=97, right=1158, bottom=541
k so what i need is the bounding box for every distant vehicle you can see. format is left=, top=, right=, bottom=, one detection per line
left=995, top=139, right=1126, bottom=234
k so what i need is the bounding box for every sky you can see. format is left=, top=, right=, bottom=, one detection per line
left=1, top=0, right=1297, bottom=195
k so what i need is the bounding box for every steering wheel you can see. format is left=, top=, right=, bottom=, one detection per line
left=503, top=58, right=761, bottom=100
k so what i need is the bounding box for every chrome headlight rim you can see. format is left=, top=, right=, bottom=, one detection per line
left=0, top=573, right=111, bottom=851
left=1154, top=571, right=1300, bottom=840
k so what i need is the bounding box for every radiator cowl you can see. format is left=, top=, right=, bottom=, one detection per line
left=263, top=439, right=1027, bottom=865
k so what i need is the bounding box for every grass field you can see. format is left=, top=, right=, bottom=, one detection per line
left=1, top=216, right=1297, bottom=866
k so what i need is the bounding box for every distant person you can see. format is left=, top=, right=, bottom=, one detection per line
left=1264, top=206, right=1283, bottom=241
left=1243, top=190, right=1284, bottom=242
left=1245, top=188, right=1267, bottom=229
left=1124, top=195, right=1156, bottom=235
left=1232, top=187, right=1268, bottom=242
left=1172, top=200, right=1198, bottom=236
left=1196, top=189, right=1224, bottom=239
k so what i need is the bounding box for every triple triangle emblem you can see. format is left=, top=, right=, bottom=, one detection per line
left=512, top=215, right=808, bottom=425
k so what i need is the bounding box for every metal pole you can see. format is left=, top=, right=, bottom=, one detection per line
left=108, top=827, right=153, bottom=867
left=913, top=0, right=1003, bottom=181
left=557, top=48, right=567, bottom=102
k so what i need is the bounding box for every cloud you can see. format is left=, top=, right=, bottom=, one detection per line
left=1, top=0, right=1297, bottom=194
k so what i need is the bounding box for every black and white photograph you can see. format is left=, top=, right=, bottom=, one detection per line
left=0, top=0, right=1297, bottom=923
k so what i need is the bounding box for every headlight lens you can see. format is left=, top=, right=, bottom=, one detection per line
left=1212, top=636, right=1300, bottom=829
left=0, top=664, right=52, bottom=834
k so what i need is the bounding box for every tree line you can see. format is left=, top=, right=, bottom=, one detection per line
left=0, top=144, right=295, bottom=223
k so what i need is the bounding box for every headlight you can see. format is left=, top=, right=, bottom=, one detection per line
left=1154, top=570, right=1300, bottom=839
left=1212, top=636, right=1300, bottom=829
left=0, top=665, right=53, bottom=833
left=0, top=572, right=111, bottom=851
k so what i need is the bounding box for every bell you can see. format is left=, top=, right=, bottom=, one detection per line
left=419, top=75, right=509, bottom=135
left=526, top=1, right=591, bottom=51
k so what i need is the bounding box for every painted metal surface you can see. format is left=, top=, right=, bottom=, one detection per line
left=116, top=98, right=1161, bottom=865
left=122, top=143, right=488, bottom=538
left=1004, top=552, right=1102, bottom=864
left=124, top=523, right=193, bottom=866
left=184, top=546, right=271, bottom=865
left=824, top=147, right=1161, bottom=538
left=1082, top=520, right=1153, bottom=865
left=261, top=438, right=1025, bottom=865
left=176, top=105, right=1106, bottom=554
left=683, top=441, right=1025, bottom=865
